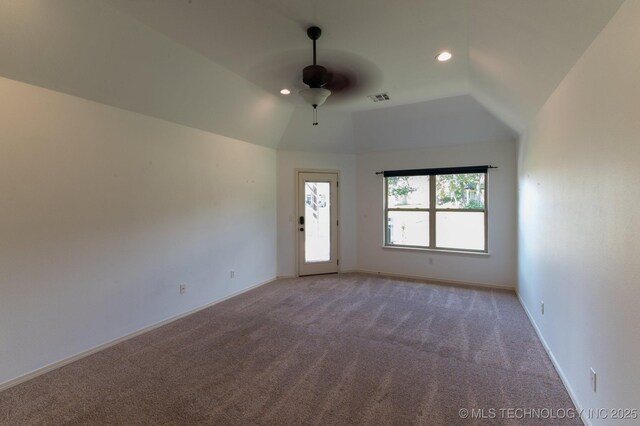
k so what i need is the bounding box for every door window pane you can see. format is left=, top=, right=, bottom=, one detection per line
left=436, top=212, right=485, bottom=250
left=387, top=211, right=429, bottom=246
left=436, top=174, right=485, bottom=209
left=387, top=176, right=429, bottom=208
left=305, top=182, right=331, bottom=262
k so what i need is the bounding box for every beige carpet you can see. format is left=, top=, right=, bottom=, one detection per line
left=0, top=273, right=580, bottom=425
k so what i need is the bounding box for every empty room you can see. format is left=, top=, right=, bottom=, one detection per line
left=1, top=0, right=639, bottom=425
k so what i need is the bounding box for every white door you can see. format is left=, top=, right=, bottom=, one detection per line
left=298, top=172, right=339, bottom=276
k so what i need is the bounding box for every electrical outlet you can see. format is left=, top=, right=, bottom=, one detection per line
left=541, top=301, right=545, bottom=315
left=230, top=270, right=235, bottom=279
left=179, top=284, right=186, bottom=294
left=590, top=368, right=597, bottom=392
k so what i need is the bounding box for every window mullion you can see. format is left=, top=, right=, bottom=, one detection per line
left=434, top=208, right=486, bottom=213
left=387, top=208, right=430, bottom=212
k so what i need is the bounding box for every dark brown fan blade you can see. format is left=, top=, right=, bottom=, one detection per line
left=324, top=71, right=356, bottom=95
left=244, top=48, right=383, bottom=107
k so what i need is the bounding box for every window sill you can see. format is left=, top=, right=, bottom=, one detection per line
left=382, top=245, right=490, bottom=257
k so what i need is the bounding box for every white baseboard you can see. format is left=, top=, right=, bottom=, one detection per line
left=0, top=276, right=276, bottom=393
left=516, top=291, right=588, bottom=426
left=349, top=269, right=515, bottom=291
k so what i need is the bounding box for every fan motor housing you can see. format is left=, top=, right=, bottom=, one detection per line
left=303, top=64, right=330, bottom=88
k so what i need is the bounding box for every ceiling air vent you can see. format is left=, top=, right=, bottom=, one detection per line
left=368, top=93, right=390, bottom=102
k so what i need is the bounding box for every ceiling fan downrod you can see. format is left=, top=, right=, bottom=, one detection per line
left=309, top=26, right=320, bottom=65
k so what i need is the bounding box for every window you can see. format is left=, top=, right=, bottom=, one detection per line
left=384, top=167, right=488, bottom=253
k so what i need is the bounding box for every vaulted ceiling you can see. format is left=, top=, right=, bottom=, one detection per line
left=0, top=0, right=625, bottom=152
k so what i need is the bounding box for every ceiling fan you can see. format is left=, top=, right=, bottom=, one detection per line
left=299, top=26, right=331, bottom=125
left=244, top=25, right=382, bottom=125
left=298, top=25, right=379, bottom=125
left=245, top=25, right=384, bottom=123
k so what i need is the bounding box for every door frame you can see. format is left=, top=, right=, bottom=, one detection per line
left=295, top=169, right=341, bottom=277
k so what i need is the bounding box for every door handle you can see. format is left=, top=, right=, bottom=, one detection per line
left=299, top=216, right=305, bottom=225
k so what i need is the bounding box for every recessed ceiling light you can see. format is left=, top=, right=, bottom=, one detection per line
left=280, top=89, right=291, bottom=95
left=436, top=51, right=452, bottom=62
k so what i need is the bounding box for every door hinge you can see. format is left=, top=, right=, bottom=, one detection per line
left=337, top=219, right=339, bottom=226
left=337, top=181, right=339, bottom=187
left=337, top=259, right=340, bottom=265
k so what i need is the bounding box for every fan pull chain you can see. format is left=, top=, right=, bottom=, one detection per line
left=313, top=106, right=318, bottom=125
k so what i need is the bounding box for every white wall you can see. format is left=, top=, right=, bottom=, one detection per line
left=357, top=140, right=517, bottom=288
left=517, top=1, right=640, bottom=422
left=276, top=151, right=358, bottom=277
left=279, top=109, right=357, bottom=153
left=0, top=76, right=277, bottom=386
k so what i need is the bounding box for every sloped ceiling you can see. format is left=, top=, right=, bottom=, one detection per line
left=354, top=95, right=517, bottom=153
left=0, top=0, right=293, bottom=149
left=0, top=0, right=625, bottom=152
left=468, top=0, right=627, bottom=131
left=104, top=0, right=471, bottom=112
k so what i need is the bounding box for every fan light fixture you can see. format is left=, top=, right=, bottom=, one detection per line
left=299, top=87, right=331, bottom=107
left=280, top=89, right=291, bottom=95
left=300, top=26, right=331, bottom=125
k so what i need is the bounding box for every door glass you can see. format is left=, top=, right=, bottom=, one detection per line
left=304, top=181, right=331, bottom=262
